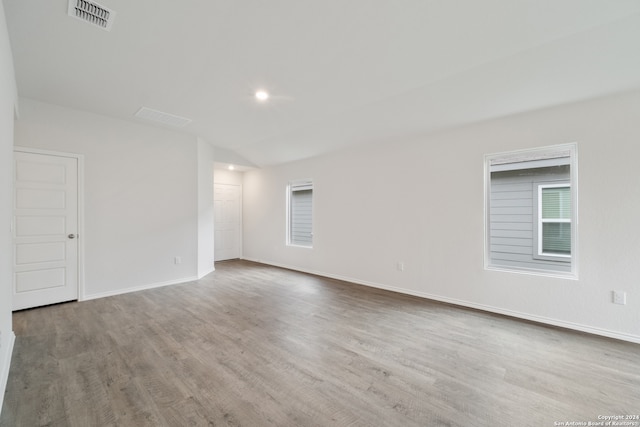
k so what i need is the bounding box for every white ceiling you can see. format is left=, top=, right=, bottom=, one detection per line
left=4, top=0, right=640, bottom=167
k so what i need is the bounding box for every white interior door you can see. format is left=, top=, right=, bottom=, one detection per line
left=13, top=150, right=79, bottom=310
left=214, top=183, right=241, bottom=261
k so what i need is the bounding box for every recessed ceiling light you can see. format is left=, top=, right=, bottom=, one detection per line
left=255, top=90, right=269, bottom=101
left=228, top=165, right=235, bottom=171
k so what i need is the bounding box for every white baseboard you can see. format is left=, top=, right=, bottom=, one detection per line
left=242, top=257, right=640, bottom=344
left=81, top=276, right=199, bottom=301
left=197, top=266, right=215, bottom=280
left=0, top=330, right=16, bottom=417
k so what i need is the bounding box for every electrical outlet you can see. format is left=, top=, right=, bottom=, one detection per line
left=613, top=290, right=627, bottom=305
left=174, top=256, right=182, bottom=265
left=397, top=261, right=404, bottom=272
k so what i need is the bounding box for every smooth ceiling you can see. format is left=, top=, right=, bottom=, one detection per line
left=4, top=0, right=640, bottom=166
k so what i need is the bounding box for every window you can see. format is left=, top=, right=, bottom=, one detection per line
left=536, top=184, right=571, bottom=259
left=485, top=144, right=577, bottom=277
left=287, top=180, right=313, bottom=247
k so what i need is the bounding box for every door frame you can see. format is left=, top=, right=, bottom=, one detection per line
left=13, top=146, right=86, bottom=303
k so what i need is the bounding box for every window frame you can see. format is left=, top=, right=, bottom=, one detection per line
left=534, top=182, right=572, bottom=261
left=286, top=180, right=313, bottom=248
left=484, top=143, right=578, bottom=279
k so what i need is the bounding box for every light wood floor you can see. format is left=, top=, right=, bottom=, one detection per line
left=2, top=260, right=639, bottom=426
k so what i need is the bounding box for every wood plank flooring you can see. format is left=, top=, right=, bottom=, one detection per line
left=2, top=260, right=639, bottom=426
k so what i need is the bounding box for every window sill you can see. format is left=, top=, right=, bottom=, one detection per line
left=286, top=244, right=313, bottom=249
left=485, top=265, right=578, bottom=280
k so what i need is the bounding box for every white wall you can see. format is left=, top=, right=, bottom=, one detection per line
left=14, top=98, right=200, bottom=299
left=213, top=147, right=256, bottom=170
left=0, top=0, right=17, bottom=414
left=214, top=168, right=244, bottom=186
left=197, top=138, right=215, bottom=278
left=243, top=90, right=640, bottom=343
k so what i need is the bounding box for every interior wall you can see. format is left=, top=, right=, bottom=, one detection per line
left=197, top=138, right=215, bottom=278
left=0, top=0, right=17, bottom=414
left=214, top=168, right=244, bottom=186
left=243, top=90, right=640, bottom=342
left=14, top=98, right=200, bottom=299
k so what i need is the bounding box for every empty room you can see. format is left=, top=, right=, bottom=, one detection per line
left=1, top=1, right=639, bottom=426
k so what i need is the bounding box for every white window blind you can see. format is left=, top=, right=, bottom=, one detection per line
left=289, top=182, right=313, bottom=247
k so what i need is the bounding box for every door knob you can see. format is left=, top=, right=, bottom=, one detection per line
left=68, top=234, right=76, bottom=239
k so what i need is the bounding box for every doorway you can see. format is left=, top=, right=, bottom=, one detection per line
left=214, top=183, right=241, bottom=261
left=12, top=148, right=83, bottom=310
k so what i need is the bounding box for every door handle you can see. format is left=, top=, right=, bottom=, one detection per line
left=68, top=234, right=76, bottom=239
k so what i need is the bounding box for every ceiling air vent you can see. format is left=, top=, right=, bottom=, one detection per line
left=68, top=0, right=116, bottom=31
left=135, top=107, right=193, bottom=128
